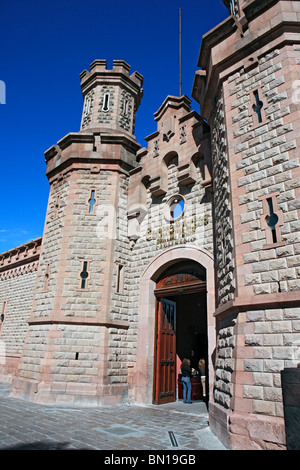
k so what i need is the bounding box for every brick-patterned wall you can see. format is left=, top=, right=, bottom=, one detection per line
left=212, top=43, right=300, bottom=419
left=0, top=269, right=37, bottom=357
left=0, top=240, right=41, bottom=375
left=31, top=178, right=68, bottom=319
left=243, top=306, right=300, bottom=418
left=14, top=323, right=112, bottom=405
left=227, top=45, right=300, bottom=296
left=214, top=306, right=300, bottom=417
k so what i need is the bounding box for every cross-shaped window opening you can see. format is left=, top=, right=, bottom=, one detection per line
left=88, top=190, right=96, bottom=214
left=253, top=90, right=264, bottom=124
left=266, top=197, right=279, bottom=243
left=80, top=261, right=89, bottom=289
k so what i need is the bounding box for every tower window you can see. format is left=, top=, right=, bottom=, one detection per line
left=79, top=261, right=90, bottom=289
left=116, top=263, right=124, bottom=294
left=253, top=90, right=264, bottom=124
left=259, top=192, right=284, bottom=248
left=84, top=97, right=92, bottom=117
left=53, top=195, right=60, bottom=220
left=266, top=197, right=279, bottom=244
left=102, top=93, right=110, bottom=112
left=88, top=189, right=97, bottom=214
left=43, top=263, right=51, bottom=292
left=123, top=99, right=129, bottom=116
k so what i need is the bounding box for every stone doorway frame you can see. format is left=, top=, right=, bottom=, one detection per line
left=132, top=245, right=216, bottom=405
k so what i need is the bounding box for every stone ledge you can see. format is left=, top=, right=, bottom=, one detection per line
left=214, top=291, right=300, bottom=317
left=27, top=318, right=130, bottom=330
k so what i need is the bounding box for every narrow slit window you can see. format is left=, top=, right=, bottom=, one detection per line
left=266, top=197, right=279, bottom=243
left=123, top=99, right=129, bottom=116
left=116, top=264, right=124, bottom=294
left=84, top=96, right=91, bottom=116
left=53, top=195, right=60, bottom=220
left=88, top=189, right=96, bottom=214
left=43, top=263, right=51, bottom=292
left=80, top=261, right=89, bottom=289
left=102, top=93, right=110, bottom=112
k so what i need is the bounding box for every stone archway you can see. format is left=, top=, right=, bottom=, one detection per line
left=132, top=245, right=215, bottom=405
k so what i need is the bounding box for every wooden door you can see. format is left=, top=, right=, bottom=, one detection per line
left=155, top=298, right=176, bottom=404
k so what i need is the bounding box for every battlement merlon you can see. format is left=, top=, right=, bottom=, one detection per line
left=79, top=59, right=143, bottom=99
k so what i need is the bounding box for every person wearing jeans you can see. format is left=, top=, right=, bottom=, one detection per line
left=181, top=358, right=194, bottom=404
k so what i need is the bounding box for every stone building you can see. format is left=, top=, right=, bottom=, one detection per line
left=0, top=0, right=299, bottom=450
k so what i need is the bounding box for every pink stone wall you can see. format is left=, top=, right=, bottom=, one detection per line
left=0, top=239, right=41, bottom=380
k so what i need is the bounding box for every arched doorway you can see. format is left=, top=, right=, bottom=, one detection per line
left=133, top=245, right=215, bottom=406
left=153, top=261, right=207, bottom=404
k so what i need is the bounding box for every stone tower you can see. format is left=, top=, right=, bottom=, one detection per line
left=80, top=59, right=143, bottom=135
left=193, top=0, right=300, bottom=449
left=11, top=60, right=143, bottom=405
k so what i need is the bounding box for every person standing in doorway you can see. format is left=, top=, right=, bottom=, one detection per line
left=198, top=358, right=206, bottom=398
left=181, top=358, right=194, bottom=404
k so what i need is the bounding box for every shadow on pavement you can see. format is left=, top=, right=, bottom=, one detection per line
left=1, top=441, right=75, bottom=450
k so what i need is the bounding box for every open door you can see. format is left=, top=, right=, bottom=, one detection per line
left=154, top=298, right=176, bottom=404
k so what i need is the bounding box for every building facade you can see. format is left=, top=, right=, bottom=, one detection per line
left=0, top=0, right=299, bottom=450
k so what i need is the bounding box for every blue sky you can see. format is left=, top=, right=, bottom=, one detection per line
left=0, top=0, right=228, bottom=253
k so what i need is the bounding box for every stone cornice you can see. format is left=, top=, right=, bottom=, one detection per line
left=45, top=130, right=140, bottom=161
left=44, top=130, right=141, bottom=180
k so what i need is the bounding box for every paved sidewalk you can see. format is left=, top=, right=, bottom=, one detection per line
left=0, top=382, right=226, bottom=451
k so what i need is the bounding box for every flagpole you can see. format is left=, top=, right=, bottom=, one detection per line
left=179, top=8, right=182, bottom=96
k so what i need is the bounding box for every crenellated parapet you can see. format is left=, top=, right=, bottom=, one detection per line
left=79, top=59, right=143, bottom=135
left=0, top=238, right=42, bottom=278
